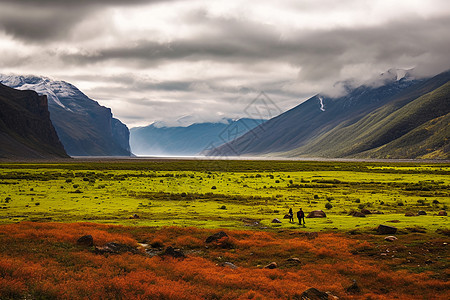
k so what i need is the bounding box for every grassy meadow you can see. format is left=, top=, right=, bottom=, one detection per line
left=0, top=160, right=448, bottom=231
left=0, top=159, right=449, bottom=299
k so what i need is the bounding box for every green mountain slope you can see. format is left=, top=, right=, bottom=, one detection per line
left=285, top=80, right=450, bottom=159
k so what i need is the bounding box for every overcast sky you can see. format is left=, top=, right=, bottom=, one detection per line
left=1, top=0, right=450, bottom=127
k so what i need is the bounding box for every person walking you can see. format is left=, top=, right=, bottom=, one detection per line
left=297, top=208, right=305, bottom=225
left=288, top=208, right=294, bottom=223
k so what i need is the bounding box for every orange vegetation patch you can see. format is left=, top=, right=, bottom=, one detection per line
left=0, top=222, right=448, bottom=299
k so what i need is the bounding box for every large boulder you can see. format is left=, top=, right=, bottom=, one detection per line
left=377, top=225, right=397, bottom=234
left=205, top=231, right=228, bottom=243
left=438, top=210, right=447, bottom=216
left=271, top=218, right=282, bottom=223
left=77, top=235, right=94, bottom=247
left=417, top=210, right=427, bottom=216
left=360, top=209, right=371, bottom=215
left=306, top=210, right=327, bottom=218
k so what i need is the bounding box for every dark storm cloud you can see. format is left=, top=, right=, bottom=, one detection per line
left=60, top=14, right=450, bottom=82
left=0, top=0, right=174, bottom=41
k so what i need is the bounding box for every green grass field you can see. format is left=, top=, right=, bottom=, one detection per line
left=0, top=160, right=448, bottom=232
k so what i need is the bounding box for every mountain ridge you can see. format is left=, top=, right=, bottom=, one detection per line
left=210, top=69, right=450, bottom=159
left=0, top=74, right=131, bottom=156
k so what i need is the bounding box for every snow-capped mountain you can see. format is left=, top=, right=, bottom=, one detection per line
left=0, top=74, right=131, bottom=156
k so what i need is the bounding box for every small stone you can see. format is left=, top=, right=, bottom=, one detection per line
left=287, top=257, right=301, bottom=264
left=417, top=210, right=427, bottom=216
left=360, top=209, right=371, bottom=215
left=384, top=236, right=398, bottom=242
left=223, top=262, right=238, bottom=269
left=377, top=225, right=397, bottom=234
left=346, top=280, right=361, bottom=294
left=300, top=288, right=329, bottom=300
left=161, top=246, right=185, bottom=259
left=205, top=231, right=228, bottom=243
left=352, top=212, right=366, bottom=217
left=271, top=218, right=282, bottom=223
left=438, top=210, right=447, bottom=216
left=264, top=262, right=277, bottom=269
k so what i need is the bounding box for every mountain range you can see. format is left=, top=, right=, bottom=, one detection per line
left=130, top=118, right=265, bottom=156
left=210, top=69, right=450, bottom=159
left=0, top=83, right=68, bottom=159
left=0, top=75, right=131, bottom=157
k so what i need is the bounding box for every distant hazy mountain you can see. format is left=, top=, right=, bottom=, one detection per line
left=0, top=75, right=130, bottom=156
left=130, top=118, right=265, bottom=156
left=0, top=83, right=68, bottom=159
left=211, top=69, right=450, bottom=159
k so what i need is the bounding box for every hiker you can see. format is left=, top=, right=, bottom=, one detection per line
left=297, top=208, right=305, bottom=225
left=288, top=208, right=294, bottom=222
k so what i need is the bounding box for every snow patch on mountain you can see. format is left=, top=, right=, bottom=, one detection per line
left=0, top=74, right=80, bottom=111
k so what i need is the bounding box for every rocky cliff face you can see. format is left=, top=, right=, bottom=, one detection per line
left=0, top=83, right=68, bottom=159
left=0, top=75, right=131, bottom=156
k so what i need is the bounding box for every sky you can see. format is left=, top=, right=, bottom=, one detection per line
left=1, top=0, right=450, bottom=128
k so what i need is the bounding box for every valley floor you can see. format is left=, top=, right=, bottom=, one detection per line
left=0, top=160, right=448, bottom=299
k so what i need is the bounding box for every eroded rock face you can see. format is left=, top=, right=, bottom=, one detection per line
left=0, top=83, right=68, bottom=159
left=0, top=75, right=130, bottom=156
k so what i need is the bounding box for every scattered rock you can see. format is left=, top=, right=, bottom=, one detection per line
left=438, top=210, right=447, bottom=216
left=384, top=236, right=398, bottom=242
left=287, top=257, right=301, bottom=264
left=351, top=212, right=366, bottom=217
left=300, top=288, right=330, bottom=300
left=161, top=246, right=186, bottom=259
left=306, top=210, right=327, bottom=218
left=205, top=231, right=228, bottom=243
left=370, top=210, right=383, bottom=214
left=346, top=280, right=361, bottom=294
left=77, top=235, right=94, bottom=247
left=377, top=225, right=397, bottom=234
left=129, top=214, right=140, bottom=219
left=223, top=262, right=238, bottom=269
left=283, top=214, right=291, bottom=219
left=271, top=218, right=282, bottom=223
left=387, top=220, right=400, bottom=223
left=417, top=210, right=427, bottom=216
left=360, top=209, right=371, bottom=215
left=404, top=212, right=416, bottom=217
left=264, top=262, right=277, bottom=269
left=95, top=242, right=138, bottom=254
